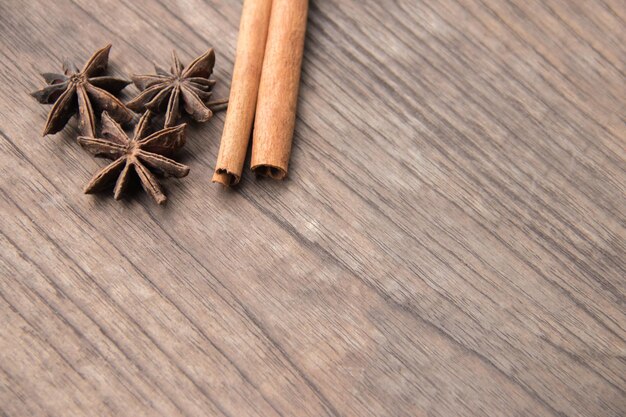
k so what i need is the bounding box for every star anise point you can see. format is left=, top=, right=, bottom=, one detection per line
left=79, top=111, right=189, bottom=205
left=32, top=44, right=133, bottom=138
left=128, top=48, right=226, bottom=127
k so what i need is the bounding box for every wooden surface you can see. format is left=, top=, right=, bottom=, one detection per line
left=1, top=0, right=625, bottom=416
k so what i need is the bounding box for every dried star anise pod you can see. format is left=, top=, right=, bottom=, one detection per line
left=31, top=44, right=134, bottom=137
left=127, top=49, right=227, bottom=127
left=78, top=110, right=189, bottom=205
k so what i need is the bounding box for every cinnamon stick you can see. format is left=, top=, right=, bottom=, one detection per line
left=212, top=0, right=273, bottom=186
left=250, top=0, right=308, bottom=179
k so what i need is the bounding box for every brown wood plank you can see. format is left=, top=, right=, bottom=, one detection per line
left=0, top=0, right=624, bottom=416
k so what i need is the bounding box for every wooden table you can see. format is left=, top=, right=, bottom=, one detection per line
left=1, top=1, right=624, bottom=416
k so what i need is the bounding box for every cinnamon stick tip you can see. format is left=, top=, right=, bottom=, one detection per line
left=212, top=169, right=240, bottom=187
left=251, top=164, right=287, bottom=180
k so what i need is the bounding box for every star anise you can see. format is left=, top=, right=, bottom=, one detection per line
left=31, top=44, right=134, bottom=137
left=78, top=111, right=189, bottom=205
left=127, top=49, right=227, bottom=127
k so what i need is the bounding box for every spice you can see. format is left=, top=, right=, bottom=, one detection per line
left=250, top=0, right=308, bottom=179
left=127, top=49, right=228, bottom=127
left=31, top=44, right=133, bottom=137
left=212, top=0, right=273, bottom=186
left=78, top=111, right=189, bottom=205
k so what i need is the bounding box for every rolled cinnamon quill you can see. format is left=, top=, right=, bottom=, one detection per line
left=212, top=0, right=273, bottom=186
left=251, top=0, right=309, bottom=179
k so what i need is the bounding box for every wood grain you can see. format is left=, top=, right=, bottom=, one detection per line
left=1, top=0, right=624, bottom=416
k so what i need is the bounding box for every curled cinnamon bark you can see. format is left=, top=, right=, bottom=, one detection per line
left=212, top=0, right=273, bottom=186
left=250, top=0, right=308, bottom=180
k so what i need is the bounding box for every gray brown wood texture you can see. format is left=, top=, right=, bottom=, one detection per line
left=1, top=1, right=625, bottom=416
